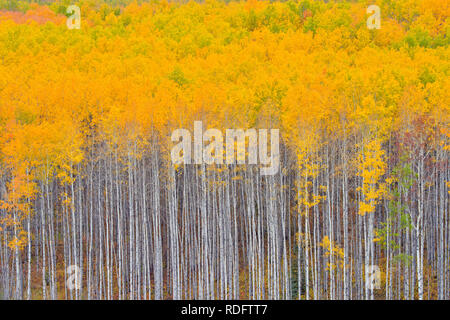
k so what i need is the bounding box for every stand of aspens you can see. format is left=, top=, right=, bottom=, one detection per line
left=0, top=0, right=449, bottom=300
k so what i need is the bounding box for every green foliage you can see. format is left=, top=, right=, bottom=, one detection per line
left=168, top=66, right=189, bottom=87
left=375, top=154, right=416, bottom=264
left=290, top=244, right=306, bottom=299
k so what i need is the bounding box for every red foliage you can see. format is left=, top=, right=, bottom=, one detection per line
left=0, top=6, right=65, bottom=25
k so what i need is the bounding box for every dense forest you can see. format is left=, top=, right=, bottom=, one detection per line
left=0, top=0, right=449, bottom=300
